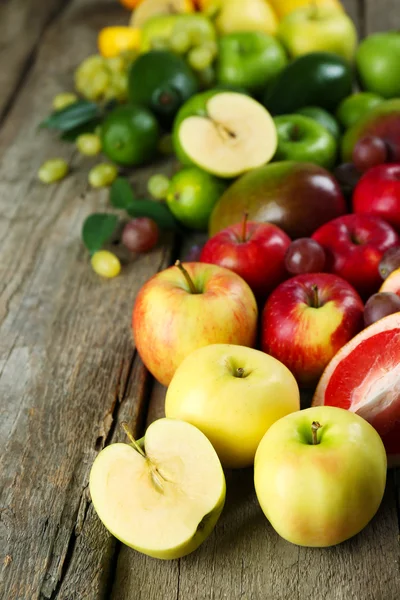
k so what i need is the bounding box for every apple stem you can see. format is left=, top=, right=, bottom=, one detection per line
left=121, top=422, right=146, bottom=458
left=311, top=285, right=320, bottom=309
left=241, top=212, right=249, bottom=243
left=236, top=367, right=245, bottom=378
left=311, top=421, right=322, bottom=445
left=175, top=260, right=198, bottom=294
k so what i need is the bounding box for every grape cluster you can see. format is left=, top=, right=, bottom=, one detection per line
left=74, top=52, right=137, bottom=103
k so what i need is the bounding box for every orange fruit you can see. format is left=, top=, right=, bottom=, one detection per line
left=313, top=312, right=400, bottom=467
left=98, top=26, right=141, bottom=58
left=119, top=0, right=144, bottom=9
left=380, top=267, right=400, bottom=296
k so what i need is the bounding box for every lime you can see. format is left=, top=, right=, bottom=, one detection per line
left=101, top=105, right=159, bottom=166
left=166, top=167, right=226, bottom=230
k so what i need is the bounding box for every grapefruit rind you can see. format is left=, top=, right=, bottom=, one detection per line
left=313, top=312, right=400, bottom=467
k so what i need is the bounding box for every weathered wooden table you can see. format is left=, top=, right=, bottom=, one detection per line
left=1, top=1, right=400, bottom=598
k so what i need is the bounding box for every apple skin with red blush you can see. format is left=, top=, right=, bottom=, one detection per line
left=353, top=163, right=400, bottom=232
left=200, top=220, right=291, bottom=301
left=261, top=273, right=364, bottom=388
left=312, top=214, right=400, bottom=299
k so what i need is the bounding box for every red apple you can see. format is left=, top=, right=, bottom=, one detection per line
left=200, top=215, right=291, bottom=300
left=353, top=163, right=400, bottom=231
left=312, top=214, right=400, bottom=299
left=132, top=261, right=258, bottom=387
left=262, top=273, right=364, bottom=387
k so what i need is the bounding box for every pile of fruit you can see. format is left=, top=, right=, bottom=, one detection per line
left=40, top=0, right=400, bottom=558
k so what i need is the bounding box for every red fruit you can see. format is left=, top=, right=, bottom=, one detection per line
left=312, top=214, right=399, bottom=298
left=353, top=163, right=400, bottom=231
left=352, top=136, right=388, bottom=172
left=313, top=313, right=400, bottom=467
left=200, top=217, right=291, bottom=300
left=122, top=218, right=159, bottom=253
left=284, top=238, right=326, bottom=275
left=364, top=292, right=400, bottom=327
left=262, top=273, right=364, bottom=388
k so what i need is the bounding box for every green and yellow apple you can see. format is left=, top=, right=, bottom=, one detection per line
left=356, top=32, right=400, bottom=99
left=166, top=167, right=226, bottom=230
left=216, top=31, right=287, bottom=94
left=254, top=406, right=387, bottom=547
left=278, top=4, right=357, bottom=62
left=165, top=344, right=300, bottom=468
left=273, top=114, right=337, bottom=169
left=90, top=418, right=226, bottom=559
left=173, top=90, right=277, bottom=178
left=336, top=92, right=384, bottom=129
left=132, top=261, right=258, bottom=386
left=209, top=0, right=278, bottom=36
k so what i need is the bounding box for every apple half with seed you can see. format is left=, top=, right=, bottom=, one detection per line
left=174, top=91, right=277, bottom=178
left=89, top=419, right=226, bottom=560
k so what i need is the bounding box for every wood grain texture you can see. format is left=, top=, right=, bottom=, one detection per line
left=365, top=0, right=400, bottom=32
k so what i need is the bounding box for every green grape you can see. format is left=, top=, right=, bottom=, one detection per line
left=169, top=29, right=192, bottom=55
left=38, top=159, right=69, bottom=184
left=89, top=163, right=118, bottom=188
left=202, top=40, right=218, bottom=59
left=107, top=56, right=125, bottom=74
left=76, top=134, right=102, bottom=156
left=75, top=53, right=130, bottom=103
left=52, top=92, right=78, bottom=111
left=147, top=174, right=170, bottom=200
left=188, top=46, right=214, bottom=72
left=150, top=37, right=169, bottom=50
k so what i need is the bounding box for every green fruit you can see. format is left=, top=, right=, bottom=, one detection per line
left=296, top=106, right=341, bottom=142
left=88, top=163, right=118, bottom=188
left=264, top=52, right=353, bottom=115
left=356, top=32, right=400, bottom=99
left=336, top=92, right=385, bottom=129
left=274, top=115, right=337, bottom=170
left=166, top=167, right=226, bottom=230
left=341, top=99, right=400, bottom=162
left=101, top=105, right=159, bottom=166
left=209, top=161, right=346, bottom=239
left=173, top=13, right=217, bottom=46
left=128, top=50, right=199, bottom=127
left=140, top=15, right=178, bottom=53
left=216, top=32, right=288, bottom=94
left=148, top=174, right=171, bottom=200
left=38, top=158, right=69, bottom=184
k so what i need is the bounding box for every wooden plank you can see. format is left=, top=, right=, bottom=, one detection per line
left=365, top=0, right=400, bottom=33
left=0, top=1, right=174, bottom=598
left=342, top=0, right=364, bottom=35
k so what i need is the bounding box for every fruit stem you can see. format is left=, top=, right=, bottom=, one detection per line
left=311, top=284, right=320, bottom=308
left=291, top=124, right=301, bottom=141
left=121, top=422, right=146, bottom=458
left=241, top=212, right=249, bottom=243
left=235, top=367, right=245, bottom=378
left=311, top=421, right=322, bottom=445
left=175, top=260, right=198, bottom=294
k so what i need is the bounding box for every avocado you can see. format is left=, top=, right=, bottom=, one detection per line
left=264, top=52, right=353, bottom=115
left=128, top=50, right=199, bottom=128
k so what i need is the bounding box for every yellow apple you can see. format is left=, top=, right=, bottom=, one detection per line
left=165, top=344, right=300, bottom=468
left=90, top=418, right=226, bottom=559
left=269, top=0, right=343, bottom=19
left=254, top=406, right=387, bottom=547
left=210, top=0, right=278, bottom=36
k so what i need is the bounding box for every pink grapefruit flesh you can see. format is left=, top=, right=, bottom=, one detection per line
left=313, top=313, right=400, bottom=466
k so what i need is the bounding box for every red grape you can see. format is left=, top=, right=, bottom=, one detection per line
left=379, top=246, right=400, bottom=280
left=284, top=238, right=326, bottom=275
left=184, top=244, right=204, bottom=262
left=352, top=136, right=388, bottom=172
left=122, top=218, right=159, bottom=253
left=333, top=162, right=361, bottom=198
left=364, top=292, right=400, bottom=327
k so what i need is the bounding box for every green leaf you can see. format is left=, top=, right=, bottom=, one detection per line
left=60, top=118, right=101, bottom=141
left=82, top=213, right=119, bottom=255
left=40, top=100, right=101, bottom=132
left=127, top=199, right=180, bottom=231
left=110, top=177, right=136, bottom=210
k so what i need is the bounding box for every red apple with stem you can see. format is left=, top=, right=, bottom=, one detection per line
left=262, top=273, right=364, bottom=387
left=312, top=214, right=399, bottom=299
left=353, top=163, right=400, bottom=231
left=132, top=261, right=258, bottom=387
left=200, top=213, right=291, bottom=300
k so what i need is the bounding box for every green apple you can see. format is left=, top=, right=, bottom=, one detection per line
left=273, top=114, right=337, bottom=169
left=336, top=92, right=385, bottom=129
left=216, top=32, right=288, bottom=94
left=165, top=344, right=300, bottom=469
left=173, top=91, right=277, bottom=178
left=166, top=167, right=226, bottom=230
left=296, top=106, right=341, bottom=141
left=210, top=0, right=278, bottom=36
left=278, top=4, right=357, bottom=63
left=356, top=32, right=400, bottom=99
left=90, top=418, right=226, bottom=559
left=254, top=406, right=387, bottom=547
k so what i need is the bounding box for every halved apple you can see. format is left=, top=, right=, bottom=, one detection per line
left=176, top=92, right=277, bottom=178
left=89, top=418, right=226, bottom=560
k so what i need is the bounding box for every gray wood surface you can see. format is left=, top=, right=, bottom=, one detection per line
left=0, top=0, right=399, bottom=599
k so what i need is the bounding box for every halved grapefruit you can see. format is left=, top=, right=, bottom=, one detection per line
left=380, top=267, right=400, bottom=296
left=313, top=313, right=400, bottom=467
